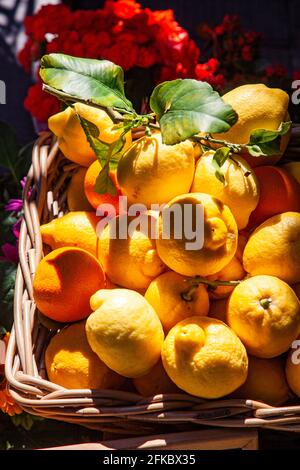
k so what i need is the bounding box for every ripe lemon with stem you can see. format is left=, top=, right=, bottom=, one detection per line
left=191, top=151, right=259, bottom=229
left=144, top=271, right=209, bottom=333
left=227, top=275, right=300, bottom=358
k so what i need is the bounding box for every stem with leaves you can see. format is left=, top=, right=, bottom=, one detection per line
left=181, top=276, right=242, bottom=301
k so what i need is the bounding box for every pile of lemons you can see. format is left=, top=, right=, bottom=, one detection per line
left=33, top=84, right=300, bottom=406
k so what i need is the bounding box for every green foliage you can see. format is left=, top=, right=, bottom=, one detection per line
left=211, top=147, right=231, bottom=183
left=40, top=54, right=133, bottom=111
left=150, top=79, right=238, bottom=144
left=246, top=121, right=292, bottom=157
left=0, top=261, right=16, bottom=330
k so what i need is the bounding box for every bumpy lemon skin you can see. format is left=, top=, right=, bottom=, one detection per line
left=191, top=151, right=260, bottom=229
left=117, top=133, right=195, bottom=208
left=227, top=275, right=300, bottom=358
left=243, top=212, right=300, bottom=284
left=156, top=192, right=238, bottom=277
left=162, top=316, right=248, bottom=399
left=98, top=214, right=165, bottom=291
left=86, top=289, right=164, bottom=378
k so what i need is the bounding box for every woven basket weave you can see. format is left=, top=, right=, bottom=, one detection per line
left=5, top=125, right=300, bottom=434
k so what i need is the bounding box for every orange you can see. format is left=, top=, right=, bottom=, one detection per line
left=133, top=360, right=179, bottom=396
left=248, top=166, right=300, bottom=228
left=45, top=321, right=124, bottom=390
left=84, top=160, right=122, bottom=212
left=33, top=247, right=105, bottom=322
left=233, top=355, right=291, bottom=406
left=67, top=167, right=93, bottom=211
left=40, top=211, right=99, bottom=256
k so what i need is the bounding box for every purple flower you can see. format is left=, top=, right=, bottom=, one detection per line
left=0, top=243, right=18, bottom=264
left=4, top=199, right=23, bottom=213
left=12, top=219, right=22, bottom=239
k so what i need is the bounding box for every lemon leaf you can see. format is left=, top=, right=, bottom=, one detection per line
left=94, top=164, right=117, bottom=196
left=40, top=54, right=133, bottom=112
left=150, top=79, right=238, bottom=145
left=246, top=121, right=292, bottom=157
left=213, top=147, right=231, bottom=167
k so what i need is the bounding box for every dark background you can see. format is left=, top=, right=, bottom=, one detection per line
left=0, top=0, right=299, bottom=143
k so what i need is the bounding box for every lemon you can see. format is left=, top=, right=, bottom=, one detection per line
left=133, top=359, right=179, bottom=396
left=117, top=132, right=195, bottom=207
left=49, top=102, right=132, bottom=167
left=41, top=211, right=99, bottom=256
left=45, top=321, right=124, bottom=390
left=243, top=212, right=300, bottom=284
left=233, top=355, right=291, bottom=406
left=156, top=193, right=238, bottom=277
left=145, top=271, right=209, bottom=333
left=97, top=213, right=165, bottom=291
left=86, top=289, right=164, bottom=378
left=227, top=275, right=300, bottom=358
left=214, top=84, right=290, bottom=166
left=283, top=162, right=300, bottom=185
left=286, top=344, right=300, bottom=397
left=162, top=316, right=248, bottom=398
left=191, top=151, right=259, bottom=229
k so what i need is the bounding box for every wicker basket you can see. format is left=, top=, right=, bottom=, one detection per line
left=5, top=125, right=300, bottom=435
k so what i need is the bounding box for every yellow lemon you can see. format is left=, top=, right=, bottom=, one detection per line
left=286, top=343, right=300, bottom=397
left=156, top=193, right=238, bottom=277
left=117, top=132, right=195, bottom=207
left=208, top=298, right=228, bottom=323
left=162, top=316, right=248, bottom=398
left=145, top=271, right=209, bottom=333
left=283, top=162, right=300, bottom=185
left=133, top=359, right=180, bottom=396
left=191, top=151, right=259, bottom=229
left=233, top=355, right=291, bottom=406
left=214, top=84, right=290, bottom=167
left=97, top=214, right=165, bottom=291
left=41, top=211, right=99, bottom=256
left=86, top=289, right=164, bottom=378
left=49, top=102, right=132, bottom=167
left=243, top=212, right=300, bottom=284
left=207, top=256, right=246, bottom=299
left=45, top=321, right=124, bottom=390
left=67, top=167, right=93, bottom=211
left=227, top=275, right=300, bottom=358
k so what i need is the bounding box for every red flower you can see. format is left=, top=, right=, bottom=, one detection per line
left=24, top=83, right=60, bottom=123
left=103, top=41, right=139, bottom=71
left=293, top=71, right=300, bottom=80
left=242, top=45, right=253, bottom=62
left=195, top=59, right=225, bottom=89
left=136, top=46, right=157, bottom=68
left=104, top=0, right=141, bottom=19
left=265, top=64, right=288, bottom=78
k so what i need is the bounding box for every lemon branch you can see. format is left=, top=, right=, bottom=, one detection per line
left=181, top=276, right=242, bottom=301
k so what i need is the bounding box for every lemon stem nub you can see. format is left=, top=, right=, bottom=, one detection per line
left=260, top=298, right=272, bottom=309
left=175, top=324, right=205, bottom=353
left=181, top=285, right=198, bottom=302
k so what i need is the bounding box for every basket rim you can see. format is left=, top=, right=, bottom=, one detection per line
left=5, top=126, right=300, bottom=433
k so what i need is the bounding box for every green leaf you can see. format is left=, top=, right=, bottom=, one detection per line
left=40, top=53, right=133, bottom=112
left=0, top=261, right=16, bottom=330
left=246, top=121, right=292, bottom=157
left=150, top=79, right=238, bottom=145
left=94, top=164, right=117, bottom=196
left=0, top=121, right=20, bottom=183
left=78, top=115, right=110, bottom=167
left=211, top=159, right=225, bottom=184
left=213, top=147, right=231, bottom=167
